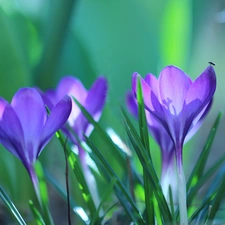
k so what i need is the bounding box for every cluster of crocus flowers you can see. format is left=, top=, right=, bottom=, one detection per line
left=0, top=76, right=108, bottom=207
left=0, top=88, right=72, bottom=200
left=131, top=65, right=216, bottom=225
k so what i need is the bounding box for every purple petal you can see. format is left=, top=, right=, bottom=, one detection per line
left=73, top=77, right=108, bottom=138
left=132, top=73, right=155, bottom=111
left=126, top=91, right=138, bottom=118
left=38, top=88, right=56, bottom=110
left=56, top=76, right=87, bottom=126
left=158, top=66, right=192, bottom=115
left=144, top=73, right=158, bottom=96
left=39, top=95, right=72, bottom=153
left=0, top=98, right=8, bottom=119
left=11, top=88, right=47, bottom=151
left=0, top=105, right=30, bottom=168
left=185, top=66, right=216, bottom=106
left=182, top=66, right=216, bottom=140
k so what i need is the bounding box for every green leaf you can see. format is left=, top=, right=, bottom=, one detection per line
left=85, top=135, right=145, bottom=225
left=34, top=161, right=54, bottom=225
left=187, top=154, right=225, bottom=206
left=121, top=108, right=172, bottom=223
left=29, top=200, right=46, bottom=225
left=168, top=186, right=176, bottom=225
left=55, top=130, right=98, bottom=218
left=0, top=185, right=26, bottom=225
left=186, top=112, right=222, bottom=196
left=72, top=97, right=126, bottom=175
left=207, top=169, right=225, bottom=223
left=45, top=172, right=88, bottom=225
left=90, top=177, right=117, bottom=225
left=188, top=194, right=214, bottom=224
left=137, top=77, right=154, bottom=224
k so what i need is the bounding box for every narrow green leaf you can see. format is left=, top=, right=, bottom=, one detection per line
left=45, top=172, right=88, bottom=225
left=153, top=195, right=163, bottom=225
left=187, top=154, right=225, bottom=205
left=168, top=186, right=176, bottom=225
left=121, top=108, right=172, bottom=223
left=34, top=161, right=54, bottom=225
left=0, top=186, right=26, bottom=225
left=72, top=97, right=126, bottom=172
left=186, top=112, right=222, bottom=193
left=29, top=200, right=46, bottom=225
left=56, top=130, right=98, bottom=218
left=84, top=135, right=145, bottom=225
left=137, top=77, right=154, bottom=224
left=90, top=177, right=117, bottom=225
left=207, top=170, right=225, bottom=223
left=188, top=194, right=214, bottom=224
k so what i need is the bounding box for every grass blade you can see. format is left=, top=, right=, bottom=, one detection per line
left=121, top=108, right=172, bottom=223
left=56, top=130, right=97, bottom=218
left=0, top=185, right=26, bottom=225
left=85, top=135, right=145, bottom=225
left=35, top=161, right=54, bottom=225
left=90, top=177, right=117, bottom=225
left=45, top=172, right=88, bottom=224
left=29, top=200, right=46, bottom=225
left=186, top=112, right=222, bottom=194
left=137, top=75, right=154, bottom=224
left=207, top=169, right=225, bottom=223
left=187, top=154, right=225, bottom=205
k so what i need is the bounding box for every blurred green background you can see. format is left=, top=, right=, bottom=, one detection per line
left=0, top=0, right=225, bottom=223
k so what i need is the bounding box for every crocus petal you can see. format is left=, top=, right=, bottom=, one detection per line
left=37, top=88, right=56, bottom=110
left=182, top=66, right=216, bottom=139
left=73, top=77, right=108, bottom=137
left=0, top=98, right=8, bottom=119
left=132, top=72, right=155, bottom=111
left=126, top=91, right=138, bottom=117
left=56, top=76, right=87, bottom=127
left=0, top=105, right=29, bottom=168
left=185, top=66, right=216, bottom=107
left=158, top=66, right=192, bottom=115
left=39, top=95, right=72, bottom=154
left=144, top=73, right=158, bottom=96
left=11, top=88, right=47, bottom=151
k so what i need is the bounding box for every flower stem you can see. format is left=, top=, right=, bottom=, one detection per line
left=176, top=159, right=188, bottom=225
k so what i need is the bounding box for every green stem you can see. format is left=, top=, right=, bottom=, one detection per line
left=31, top=164, right=54, bottom=225
left=177, top=162, right=188, bottom=225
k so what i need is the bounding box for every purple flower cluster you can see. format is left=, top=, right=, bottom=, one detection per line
left=0, top=77, right=107, bottom=193
left=0, top=64, right=216, bottom=220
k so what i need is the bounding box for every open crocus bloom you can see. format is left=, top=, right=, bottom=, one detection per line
left=42, top=76, right=108, bottom=147
left=127, top=74, right=212, bottom=199
left=41, top=75, right=108, bottom=180
left=0, top=88, right=72, bottom=190
left=126, top=91, right=175, bottom=198
left=132, top=65, right=216, bottom=224
left=132, top=65, right=216, bottom=169
left=41, top=76, right=107, bottom=208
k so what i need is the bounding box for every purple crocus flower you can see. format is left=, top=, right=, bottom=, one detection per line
left=41, top=76, right=107, bottom=208
left=0, top=88, right=72, bottom=199
left=132, top=65, right=216, bottom=224
left=126, top=90, right=176, bottom=199
left=41, top=76, right=108, bottom=147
